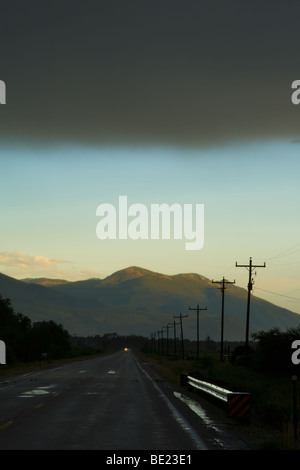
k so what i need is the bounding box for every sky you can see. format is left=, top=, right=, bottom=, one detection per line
left=1, top=1, right=300, bottom=316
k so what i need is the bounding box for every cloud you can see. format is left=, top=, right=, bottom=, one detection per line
left=1, top=1, right=300, bottom=147
left=0, top=251, right=104, bottom=281
left=0, top=251, right=69, bottom=270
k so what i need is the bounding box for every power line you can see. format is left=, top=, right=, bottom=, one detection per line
left=267, top=261, right=300, bottom=266
left=264, top=243, right=300, bottom=261
left=255, top=287, right=300, bottom=302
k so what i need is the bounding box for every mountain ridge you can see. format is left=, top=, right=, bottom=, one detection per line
left=21, top=277, right=71, bottom=287
left=1, top=267, right=300, bottom=340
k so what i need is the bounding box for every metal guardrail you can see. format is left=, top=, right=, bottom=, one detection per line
left=181, top=374, right=251, bottom=422
left=187, top=376, right=230, bottom=402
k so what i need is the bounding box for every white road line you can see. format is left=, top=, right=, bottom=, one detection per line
left=134, top=357, right=208, bottom=450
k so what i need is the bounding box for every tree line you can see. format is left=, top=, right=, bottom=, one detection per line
left=0, top=295, right=72, bottom=363
left=2, top=292, right=300, bottom=375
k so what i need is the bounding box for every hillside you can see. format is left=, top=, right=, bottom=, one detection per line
left=1, top=267, right=300, bottom=340
left=21, top=278, right=70, bottom=287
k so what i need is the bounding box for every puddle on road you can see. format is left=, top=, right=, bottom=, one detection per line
left=174, top=391, right=249, bottom=450
left=18, top=385, right=55, bottom=398
left=174, top=392, right=217, bottom=426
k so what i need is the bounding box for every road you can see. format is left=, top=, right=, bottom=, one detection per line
left=0, top=350, right=248, bottom=450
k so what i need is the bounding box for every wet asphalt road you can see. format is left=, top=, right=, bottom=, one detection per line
left=0, top=350, right=248, bottom=450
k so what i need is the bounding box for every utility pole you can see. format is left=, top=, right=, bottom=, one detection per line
left=156, top=330, right=161, bottom=355
left=236, top=257, right=266, bottom=367
left=212, top=277, right=235, bottom=361
left=188, top=305, right=207, bottom=359
left=174, top=313, right=188, bottom=359
left=168, top=322, right=178, bottom=357
left=150, top=333, right=154, bottom=353
left=160, top=329, right=166, bottom=355
left=152, top=331, right=157, bottom=353
left=163, top=324, right=171, bottom=356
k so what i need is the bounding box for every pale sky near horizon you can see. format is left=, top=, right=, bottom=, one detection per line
left=1, top=1, right=300, bottom=316
left=1, top=138, right=300, bottom=315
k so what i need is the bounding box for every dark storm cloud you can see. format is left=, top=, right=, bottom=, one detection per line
left=1, top=0, right=300, bottom=147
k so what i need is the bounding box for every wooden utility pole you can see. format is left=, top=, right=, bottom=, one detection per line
left=174, top=313, right=188, bottom=359
left=168, top=321, right=179, bottom=357
left=236, top=257, right=266, bottom=366
left=188, top=305, right=207, bottom=359
left=162, top=324, right=171, bottom=356
left=156, top=330, right=161, bottom=354
left=160, top=329, right=166, bottom=355
left=212, top=277, right=235, bottom=361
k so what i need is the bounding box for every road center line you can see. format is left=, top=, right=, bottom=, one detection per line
left=35, top=403, right=44, bottom=409
left=0, top=421, right=13, bottom=431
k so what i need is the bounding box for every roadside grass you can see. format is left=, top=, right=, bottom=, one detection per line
left=139, top=351, right=300, bottom=450
left=0, top=360, right=45, bottom=379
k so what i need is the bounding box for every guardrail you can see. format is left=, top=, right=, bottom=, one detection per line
left=181, top=373, right=251, bottom=423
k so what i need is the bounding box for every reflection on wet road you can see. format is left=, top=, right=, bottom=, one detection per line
left=0, top=350, right=247, bottom=450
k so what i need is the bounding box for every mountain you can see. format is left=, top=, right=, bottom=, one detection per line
left=0, top=272, right=105, bottom=335
left=1, top=267, right=300, bottom=340
left=21, top=278, right=70, bottom=287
